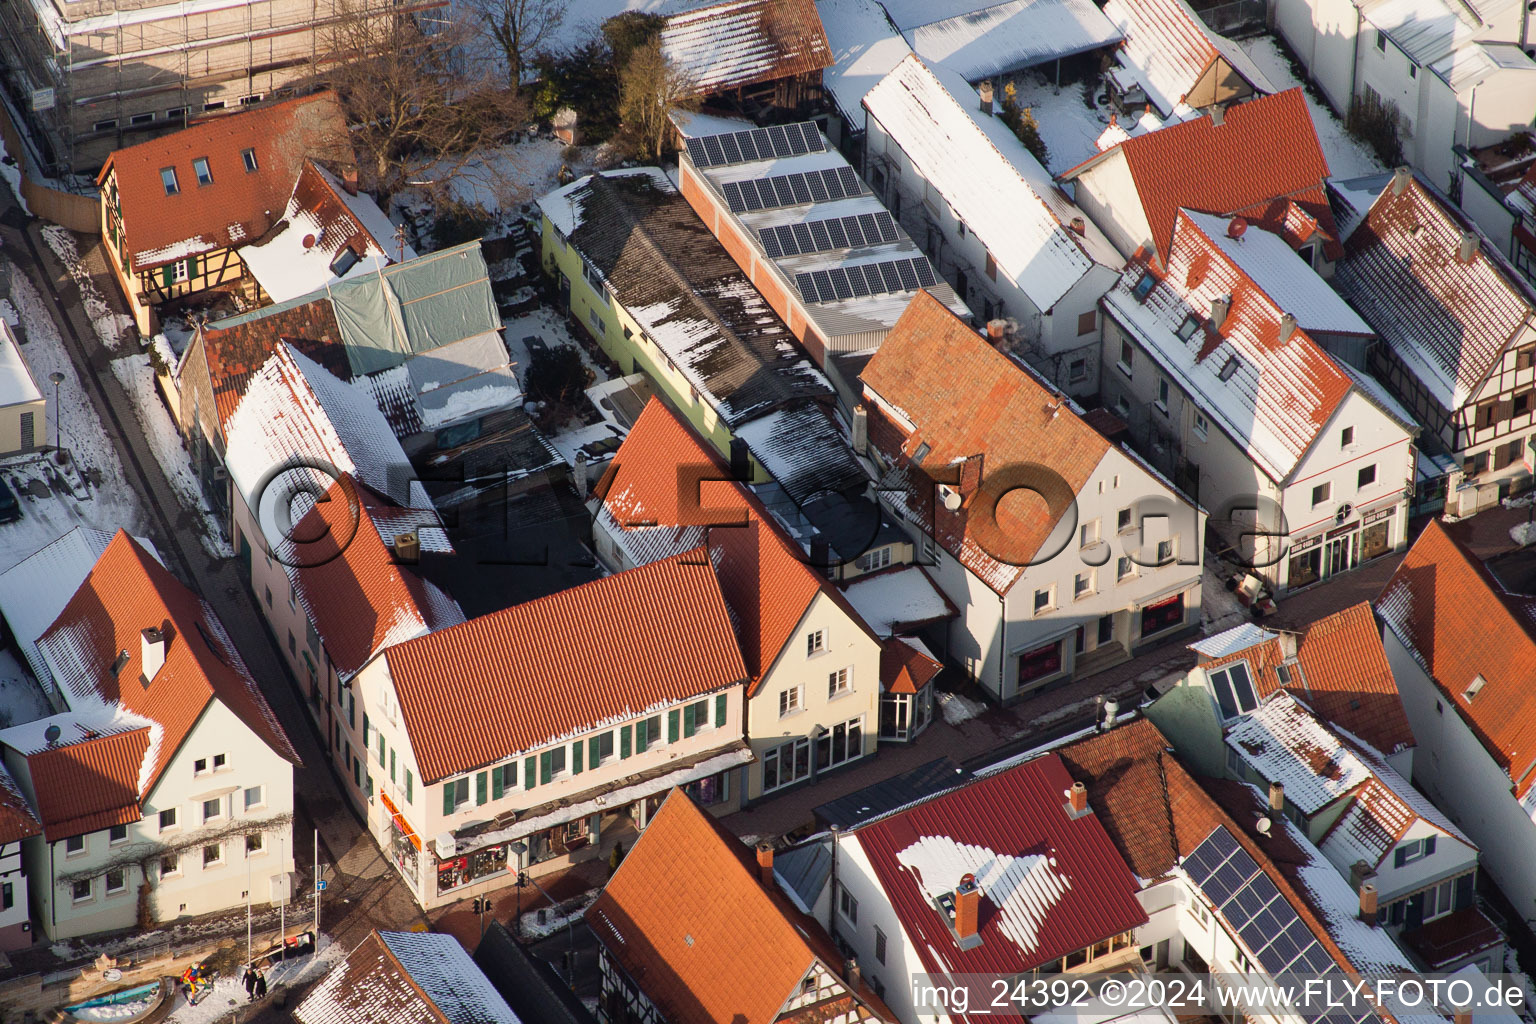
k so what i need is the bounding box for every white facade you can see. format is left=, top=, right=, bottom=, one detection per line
left=0, top=839, right=30, bottom=950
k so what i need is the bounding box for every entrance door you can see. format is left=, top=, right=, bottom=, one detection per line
left=1326, top=535, right=1354, bottom=576
left=557, top=273, right=570, bottom=313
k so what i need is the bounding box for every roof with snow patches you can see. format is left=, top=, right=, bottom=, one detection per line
left=294, top=929, right=522, bottom=1024
left=660, top=0, right=832, bottom=96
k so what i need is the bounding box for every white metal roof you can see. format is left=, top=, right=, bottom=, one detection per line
left=905, top=0, right=1123, bottom=81
left=1225, top=692, right=1373, bottom=815
left=1188, top=622, right=1277, bottom=659
left=0, top=322, right=42, bottom=409
left=816, top=0, right=914, bottom=128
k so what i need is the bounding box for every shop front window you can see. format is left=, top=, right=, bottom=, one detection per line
left=1362, top=520, right=1391, bottom=560
left=1018, top=639, right=1063, bottom=687
left=436, top=841, right=510, bottom=894
left=1141, top=593, right=1185, bottom=637
left=1289, top=545, right=1321, bottom=588
left=816, top=717, right=865, bottom=771
left=682, top=771, right=730, bottom=806
left=763, top=737, right=811, bottom=793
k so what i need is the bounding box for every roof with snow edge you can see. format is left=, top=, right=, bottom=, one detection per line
left=1358, top=0, right=1534, bottom=89
left=1334, top=171, right=1536, bottom=413
left=0, top=761, right=39, bottom=845
left=0, top=320, right=42, bottom=408
left=862, top=55, right=1119, bottom=312
left=731, top=403, right=869, bottom=506
left=860, top=291, right=1116, bottom=595
left=901, top=0, right=1123, bottom=82
left=1188, top=622, right=1277, bottom=659
left=294, top=929, right=522, bottom=1024
left=660, top=0, right=832, bottom=95
left=1319, top=741, right=1473, bottom=875
left=99, top=93, right=348, bottom=271
left=880, top=635, right=943, bottom=694
left=840, top=564, right=957, bottom=636
left=855, top=753, right=1148, bottom=985
left=382, top=549, right=747, bottom=783
left=1103, top=0, right=1274, bottom=116
left=239, top=160, right=413, bottom=305
left=1224, top=691, right=1373, bottom=815
left=18, top=531, right=297, bottom=840
left=1061, top=89, right=1340, bottom=263
left=538, top=169, right=831, bottom=426
left=815, top=0, right=913, bottom=128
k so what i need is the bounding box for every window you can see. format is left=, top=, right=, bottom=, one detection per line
left=1141, top=593, right=1185, bottom=636
left=856, top=545, right=892, bottom=571
left=875, top=927, right=888, bottom=965
left=912, top=441, right=931, bottom=465
left=160, top=808, right=178, bottom=831
left=829, top=667, right=851, bottom=698
left=1194, top=411, right=1209, bottom=439
left=1074, top=572, right=1094, bottom=598
left=1176, top=315, right=1200, bottom=341
left=105, top=824, right=128, bottom=846
left=1464, top=674, right=1486, bottom=701
left=105, top=868, right=126, bottom=894
left=241, top=148, right=258, bottom=172
left=587, top=309, right=605, bottom=336
left=445, top=776, right=469, bottom=812
left=1068, top=358, right=1088, bottom=382
left=166, top=106, right=188, bottom=120
left=636, top=715, right=663, bottom=750
left=817, top=717, right=865, bottom=771
left=192, top=157, right=213, bottom=186
left=244, top=786, right=264, bottom=811
left=1515, top=391, right=1532, bottom=416
left=1117, top=507, right=1132, bottom=533
left=2, top=883, right=12, bottom=910
left=1077, top=310, right=1097, bottom=336
left=1156, top=539, right=1175, bottom=564
left=1018, top=639, right=1064, bottom=685
left=1218, top=356, right=1240, bottom=382
left=1033, top=586, right=1054, bottom=614
left=839, top=883, right=859, bottom=924
left=1157, top=378, right=1170, bottom=412
left=94, top=119, right=118, bottom=132
left=130, top=112, right=155, bottom=126
left=581, top=260, right=606, bottom=296
left=1476, top=402, right=1498, bottom=430
left=203, top=798, right=222, bottom=823
left=779, top=686, right=804, bottom=717
left=1341, top=426, right=1355, bottom=447
left=1312, top=482, right=1332, bottom=507
left=1358, top=464, right=1377, bottom=488
left=405, top=770, right=414, bottom=804
left=1080, top=521, right=1100, bottom=548
left=66, top=835, right=85, bottom=855
left=72, top=880, right=92, bottom=901
left=160, top=167, right=180, bottom=195
left=330, top=247, right=360, bottom=278
left=1520, top=347, right=1536, bottom=371
left=203, top=843, right=223, bottom=867
left=1394, top=836, right=1437, bottom=866
left=288, top=631, right=297, bottom=656
left=172, top=259, right=190, bottom=283
left=246, top=832, right=265, bottom=855
left=1118, top=339, right=1134, bottom=375
left=762, top=737, right=812, bottom=792
left=1133, top=271, right=1156, bottom=300
left=1117, top=555, right=1135, bottom=580
left=1376, top=29, right=1387, bottom=51
left=806, top=630, right=825, bottom=656
left=540, top=745, right=568, bottom=781
left=1209, top=662, right=1258, bottom=720
left=984, top=252, right=997, bottom=281
left=203, top=100, right=226, bottom=111
left=1297, top=243, right=1316, bottom=266
left=1408, top=61, right=1417, bottom=78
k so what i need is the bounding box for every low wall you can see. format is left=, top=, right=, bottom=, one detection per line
left=0, top=96, right=99, bottom=235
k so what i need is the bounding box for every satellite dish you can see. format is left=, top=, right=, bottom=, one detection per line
left=1256, top=816, right=1273, bottom=836
left=942, top=487, right=962, bottom=512
left=43, top=724, right=60, bottom=745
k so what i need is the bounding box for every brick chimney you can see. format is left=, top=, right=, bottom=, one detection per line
left=978, top=81, right=994, bottom=116
left=1070, top=216, right=1086, bottom=236
left=756, top=842, right=775, bottom=888
left=1268, top=781, right=1285, bottom=813
left=140, top=627, right=166, bottom=683
left=1454, top=1010, right=1472, bottom=1024
left=1391, top=166, right=1411, bottom=195
left=843, top=957, right=861, bottom=990
left=1209, top=295, right=1230, bottom=329
left=341, top=165, right=359, bottom=196
left=954, top=873, right=981, bottom=944
left=1358, top=882, right=1378, bottom=923
left=987, top=319, right=1008, bottom=348
left=1067, top=781, right=1089, bottom=817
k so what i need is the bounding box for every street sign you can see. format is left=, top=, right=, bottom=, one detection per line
left=316, top=879, right=327, bottom=892
left=31, top=88, right=54, bottom=112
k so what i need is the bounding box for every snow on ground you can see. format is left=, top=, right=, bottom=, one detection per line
left=0, top=262, right=150, bottom=574
left=519, top=888, right=599, bottom=940
left=0, top=132, right=28, bottom=216
left=162, top=933, right=345, bottom=1024
left=937, top=690, right=987, bottom=726
left=1200, top=563, right=1249, bottom=633
left=1011, top=74, right=1115, bottom=174
left=1512, top=521, right=1536, bottom=547
left=109, top=353, right=233, bottom=558
left=0, top=649, right=51, bottom=730
left=547, top=0, right=670, bottom=53
left=40, top=226, right=135, bottom=353
left=1237, top=36, right=1386, bottom=179
left=409, top=138, right=598, bottom=239
left=503, top=307, right=610, bottom=386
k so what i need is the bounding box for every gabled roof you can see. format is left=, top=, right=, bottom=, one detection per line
left=294, top=930, right=522, bottom=1024
left=862, top=55, right=1117, bottom=313
left=239, top=160, right=411, bottom=305
left=859, top=291, right=1113, bottom=595
left=99, top=92, right=348, bottom=271
left=0, top=762, right=40, bottom=846
left=1334, top=171, right=1536, bottom=412
left=897, top=0, right=1123, bottom=83
left=854, top=753, right=1149, bottom=979
left=594, top=398, right=881, bottom=691
left=383, top=549, right=747, bottom=784
left=880, top=635, right=942, bottom=694
left=661, top=0, right=832, bottom=95
left=1061, top=89, right=1339, bottom=264
left=588, top=789, right=888, bottom=1024
left=1224, top=691, right=1374, bottom=815
left=1318, top=742, right=1473, bottom=874
left=1378, top=519, right=1536, bottom=797
left=1101, top=209, right=1366, bottom=483
left=1103, top=0, right=1274, bottom=115
left=538, top=169, right=830, bottom=427
left=12, top=532, right=297, bottom=840
left=195, top=296, right=349, bottom=431
left=816, top=0, right=914, bottom=128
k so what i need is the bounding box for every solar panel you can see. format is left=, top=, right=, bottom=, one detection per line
left=836, top=166, right=864, bottom=196
left=789, top=173, right=814, bottom=205
left=914, top=260, right=938, bottom=287
left=1257, top=931, right=1301, bottom=974
left=825, top=267, right=851, bottom=300
left=803, top=122, right=826, bottom=152
left=808, top=220, right=833, bottom=251
left=825, top=218, right=849, bottom=249
left=896, top=260, right=921, bottom=291
left=772, top=177, right=796, bottom=207
left=720, top=133, right=744, bottom=165
left=1187, top=828, right=1241, bottom=880
left=874, top=211, right=900, bottom=243
left=878, top=262, right=904, bottom=292
left=760, top=227, right=785, bottom=260
left=688, top=122, right=827, bottom=168
left=685, top=138, right=707, bottom=166
left=845, top=265, right=871, bottom=296
left=806, top=173, right=831, bottom=203
left=1238, top=919, right=1271, bottom=954
left=766, top=124, right=792, bottom=157
left=795, top=272, right=820, bottom=302
left=791, top=223, right=815, bottom=254
left=811, top=270, right=835, bottom=301
left=722, top=181, right=746, bottom=213
left=1204, top=859, right=1252, bottom=907
left=856, top=213, right=882, bottom=246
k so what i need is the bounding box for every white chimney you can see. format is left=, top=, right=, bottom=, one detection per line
left=1278, top=312, right=1297, bottom=344
left=852, top=405, right=869, bottom=456
left=1391, top=166, right=1411, bottom=195
left=1209, top=295, right=1230, bottom=329
left=1458, top=231, right=1479, bottom=263
left=575, top=450, right=589, bottom=500
left=141, top=627, right=166, bottom=683
left=978, top=81, right=994, bottom=117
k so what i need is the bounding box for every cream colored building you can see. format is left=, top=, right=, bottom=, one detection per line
left=0, top=321, right=45, bottom=458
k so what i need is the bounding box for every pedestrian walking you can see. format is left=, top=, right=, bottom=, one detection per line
left=255, top=972, right=268, bottom=1000
left=243, top=968, right=256, bottom=999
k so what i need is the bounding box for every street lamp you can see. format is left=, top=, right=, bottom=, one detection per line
left=48, top=371, right=64, bottom=452
left=509, top=842, right=527, bottom=940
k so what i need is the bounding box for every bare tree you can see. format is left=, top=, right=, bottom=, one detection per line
left=618, top=38, right=698, bottom=163
left=315, top=0, right=529, bottom=201
left=465, top=0, right=565, bottom=89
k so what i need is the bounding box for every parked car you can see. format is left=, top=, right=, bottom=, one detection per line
left=0, top=477, right=21, bottom=523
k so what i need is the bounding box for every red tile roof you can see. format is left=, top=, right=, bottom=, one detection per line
left=854, top=753, right=1149, bottom=990
left=661, top=0, right=833, bottom=95
left=0, top=767, right=40, bottom=845
left=384, top=549, right=748, bottom=784
left=198, top=299, right=349, bottom=431
left=1063, top=89, right=1339, bottom=263
left=1378, top=519, right=1536, bottom=796
left=595, top=398, right=881, bottom=692
left=880, top=637, right=942, bottom=694
left=859, top=291, right=1111, bottom=595
left=26, top=531, right=298, bottom=840
left=588, top=789, right=891, bottom=1024
left=100, top=93, right=348, bottom=272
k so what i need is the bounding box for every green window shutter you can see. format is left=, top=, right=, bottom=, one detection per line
left=405, top=770, right=413, bottom=803
left=363, top=713, right=370, bottom=744
left=186, top=254, right=199, bottom=279
left=475, top=771, right=487, bottom=806
left=524, top=756, right=537, bottom=789
left=442, top=783, right=455, bottom=816
left=540, top=752, right=552, bottom=785
left=620, top=726, right=632, bottom=759
left=377, top=734, right=384, bottom=764
left=161, top=264, right=174, bottom=288
left=572, top=742, right=584, bottom=775
left=389, top=749, right=396, bottom=783
left=491, top=765, right=504, bottom=800
left=716, top=693, right=727, bottom=727
left=635, top=721, right=649, bottom=754
left=589, top=736, right=600, bottom=767
left=683, top=704, right=696, bottom=739
left=668, top=709, right=680, bottom=744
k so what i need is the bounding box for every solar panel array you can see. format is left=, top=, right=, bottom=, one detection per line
left=722, top=167, right=865, bottom=214
left=684, top=122, right=826, bottom=169
left=1183, top=828, right=1375, bottom=1024
left=794, top=258, right=937, bottom=304
left=758, top=212, right=901, bottom=259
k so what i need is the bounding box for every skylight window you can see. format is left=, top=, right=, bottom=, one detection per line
left=1177, top=315, right=1200, bottom=341
left=1464, top=674, right=1486, bottom=701
left=193, top=157, right=213, bottom=187
left=1210, top=662, right=1258, bottom=721
left=160, top=167, right=179, bottom=195
left=241, top=148, right=258, bottom=173
left=1133, top=271, right=1156, bottom=301
left=330, top=247, right=360, bottom=278
left=912, top=441, right=931, bottom=465
left=1218, top=356, right=1241, bottom=382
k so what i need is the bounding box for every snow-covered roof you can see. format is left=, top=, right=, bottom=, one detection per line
left=839, top=565, right=955, bottom=636
left=1183, top=211, right=1372, bottom=336
left=903, top=0, right=1123, bottom=82
left=816, top=0, right=913, bottom=128
left=0, top=528, right=159, bottom=687
left=1319, top=741, right=1474, bottom=875
left=0, top=321, right=42, bottom=408
left=239, top=161, right=412, bottom=305
left=1188, top=622, right=1277, bottom=659
left=1225, top=692, right=1373, bottom=815
left=862, top=55, right=1117, bottom=313
left=660, top=0, right=832, bottom=95
left=359, top=328, right=521, bottom=436
left=378, top=932, right=523, bottom=1024
left=1356, top=0, right=1534, bottom=89
left=732, top=403, right=869, bottom=506
left=294, top=931, right=522, bottom=1024
left=1103, top=0, right=1273, bottom=116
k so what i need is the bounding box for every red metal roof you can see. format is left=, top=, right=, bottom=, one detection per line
left=100, top=93, right=348, bottom=272
left=854, top=753, right=1148, bottom=997
left=197, top=298, right=350, bottom=432
left=383, top=548, right=749, bottom=784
